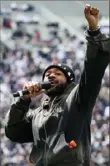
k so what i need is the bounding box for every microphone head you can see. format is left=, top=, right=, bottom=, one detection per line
left=41, top=82, right=51, bottom=90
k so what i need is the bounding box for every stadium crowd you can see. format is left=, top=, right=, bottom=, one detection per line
left=0, top=3, right=109, bottom=166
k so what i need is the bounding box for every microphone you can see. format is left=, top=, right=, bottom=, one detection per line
left=13, top=82, right=51, bottom=97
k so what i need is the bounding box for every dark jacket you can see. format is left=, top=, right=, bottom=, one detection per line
left=5, top=29, right=110, bottom=166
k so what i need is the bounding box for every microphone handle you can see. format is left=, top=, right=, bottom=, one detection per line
left=13, top=90, right=29, bottom=97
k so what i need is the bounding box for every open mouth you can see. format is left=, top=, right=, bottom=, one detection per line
left=51, top=82, right=56, bottom=86
left=49, top=80, right=58, bottom=87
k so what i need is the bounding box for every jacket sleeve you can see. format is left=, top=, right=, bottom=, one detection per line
left=85, top=28, right=110, bottom=53
left=5, top=98, right=34, bottom=143
left=76, top=29, right=109, bottom=114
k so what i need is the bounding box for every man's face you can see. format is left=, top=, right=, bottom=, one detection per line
left=44, top=68, right=68, bottom=96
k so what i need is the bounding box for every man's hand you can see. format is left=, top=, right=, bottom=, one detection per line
left=22, top=81, right=45, bottom=100
left=84, top=4, right=99, bottom=30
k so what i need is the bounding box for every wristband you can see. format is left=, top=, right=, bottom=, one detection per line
left=88, top=26, right=101, bottom=36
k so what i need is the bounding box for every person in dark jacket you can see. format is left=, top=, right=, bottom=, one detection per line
left=5, top=4, right=110, bottom=166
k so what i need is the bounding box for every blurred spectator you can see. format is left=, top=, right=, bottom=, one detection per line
left=3, top=17, right=12, bottom=29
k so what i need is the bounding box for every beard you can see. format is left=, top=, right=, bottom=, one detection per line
left=46, top=82, right=68, bottom=97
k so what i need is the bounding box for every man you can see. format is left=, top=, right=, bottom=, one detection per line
left=5, top=4, right=110, bottom=166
